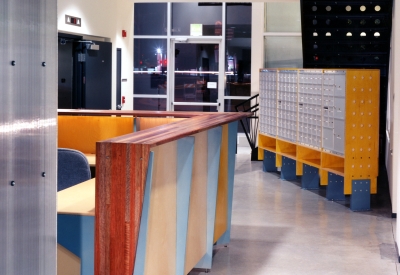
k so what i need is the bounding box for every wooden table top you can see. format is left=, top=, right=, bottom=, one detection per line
left=57, top=178, right=95, bottom=216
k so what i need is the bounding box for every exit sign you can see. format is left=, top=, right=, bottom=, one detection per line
left=65, top=15, right=81, bottom=27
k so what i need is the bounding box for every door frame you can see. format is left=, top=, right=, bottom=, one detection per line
left=168, top=37, right=225, bottom=112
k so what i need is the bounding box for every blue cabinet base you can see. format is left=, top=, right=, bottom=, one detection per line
left=302, top=164, right=319, bottom=190
left=281, top=156, right=297, bottom=181
left=326, top=173, right=345, bottom=201
left=263, top=150, right=278, bottom=172
left=350, top=180, right=371, bottom=211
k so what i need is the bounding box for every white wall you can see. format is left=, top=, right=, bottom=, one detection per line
left=387, top=1, right=396, bottom=214
left=57, top=0, right=134, bottom=110
left=390, top=0, right=400, bottom=253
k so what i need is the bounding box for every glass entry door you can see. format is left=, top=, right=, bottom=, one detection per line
left=170, top=40, right=222, bottom=112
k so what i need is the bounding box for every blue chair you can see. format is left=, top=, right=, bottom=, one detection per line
left=58, top=148, right=91, bottom=191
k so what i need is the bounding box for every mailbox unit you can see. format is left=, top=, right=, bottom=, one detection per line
left=258, top=68, right=380, bottom=211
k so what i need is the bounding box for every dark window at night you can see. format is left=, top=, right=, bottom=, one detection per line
left=172, top=3, right=222, bottom=36
left=134, top=39, right=167, bottom=95
left=225, top=3, right=252, bottom=101
left=134, top=3, right=167, bottom=35
left=134, top=98, right=166, bottom=111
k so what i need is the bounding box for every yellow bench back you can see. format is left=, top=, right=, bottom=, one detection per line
left=58, top=116, right=134, bottom=154
left=136, top=117, right=185, bottom=131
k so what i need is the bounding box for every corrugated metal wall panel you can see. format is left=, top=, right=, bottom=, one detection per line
left=0, top=0, right=57, bottom=274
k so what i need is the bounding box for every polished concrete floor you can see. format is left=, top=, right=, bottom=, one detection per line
left=189, top=149, right=399, bottom=275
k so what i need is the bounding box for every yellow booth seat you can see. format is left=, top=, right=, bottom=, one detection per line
left=136, top=117, right=185, bottom=131
left=58, top=116, right=135, bottom=154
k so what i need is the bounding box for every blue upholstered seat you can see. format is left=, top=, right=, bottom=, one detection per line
left=57, top=148, right=91, bottom=191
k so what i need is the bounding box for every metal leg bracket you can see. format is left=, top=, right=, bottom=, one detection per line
left=301, top=164, right=319, bottom=190
left=263, top=150, right=277, bottom=172
left=326, top=173, right=345, bottom=201
left=281, top=156, right=296, bottom=181
left=350, top=180, right=371, bottom=211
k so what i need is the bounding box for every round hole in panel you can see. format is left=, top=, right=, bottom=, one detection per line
left=352, top=136, right=355, bottom=139
left=353, top=112, right=356, bottom=115
left=346, top=5, right=352, bottom=11
left=375, top=19, right=381, bottom=25
left=353, top=88, right=356, bottom=91
left=361, top=88, right=364, bottom=92
left=353, top=76, right=357, bottom=79
left=374, top=56, right=380, bottom=61
left=360, top=5, right=366, bottom=12
left=375, top=5, right=381, bottom=12
left=352, top=165, right=354, bottom=168
left=369, top=112, right=372, bottom=115
left=374, top=32, right=380, bottom=37
left=369, top=88, right=372, bottom=91
left=368, top=124, right=371, bottom=127
left=352, top=124, right=356, bottom=128
left=360, top=136, right=363, bottom=139
left=360, top=32, right=367, bottom=37
left=346, top=32, right=352, bottom=37
left=360, top=45, right=366, bottom=50
left=361, top=100, right=364, bottom=103
left=313, top=32, right=318, bottom=37
left=326, top=6, right=332, bottom=11
left=353, top=100, right=356, bottom=103
left=361, top=112, right=364, bottom=115
left=360, top=148, right=363, bottom=151
left=369, top=100, right=372, bottom=103
left=326, top=32, right=332, bottom=36
left=312, top=6, right=317, bottom=11
left=368, top=136, right=371, bottom=139
left=360, top=124, right=364, bottom=127
left=326, top=19, right=331, bottom=25
left=368, top=148, right=371, bottom=151
left=360, top=165, right=363, bottom=168
left=360, top=19, right=367, bottom=25
left=347, top=19, right=352, bottom=25
left=313, top=44, right=318, bottom=49
left=313, top=19, right=317, bottom=25
left=352, top=148, right=355, bottom=151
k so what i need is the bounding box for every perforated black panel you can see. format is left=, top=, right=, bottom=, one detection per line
left=301, top=0, right=393, bottom=159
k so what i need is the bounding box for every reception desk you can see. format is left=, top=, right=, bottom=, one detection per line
left=57, top=178, right=95, bottom=275
left=57, top=110, right=250, bottom=275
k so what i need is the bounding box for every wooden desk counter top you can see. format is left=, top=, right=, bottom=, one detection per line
left=57, top=178, right=95, bottom=216
left=58, top=109, right=206, bottom=118
left=102, top=113, right=250, bottom=147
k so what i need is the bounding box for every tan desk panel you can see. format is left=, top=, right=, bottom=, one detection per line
left=57, top=178, right=95, bottom=216
left=85, top=154, right=96, bottom=167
